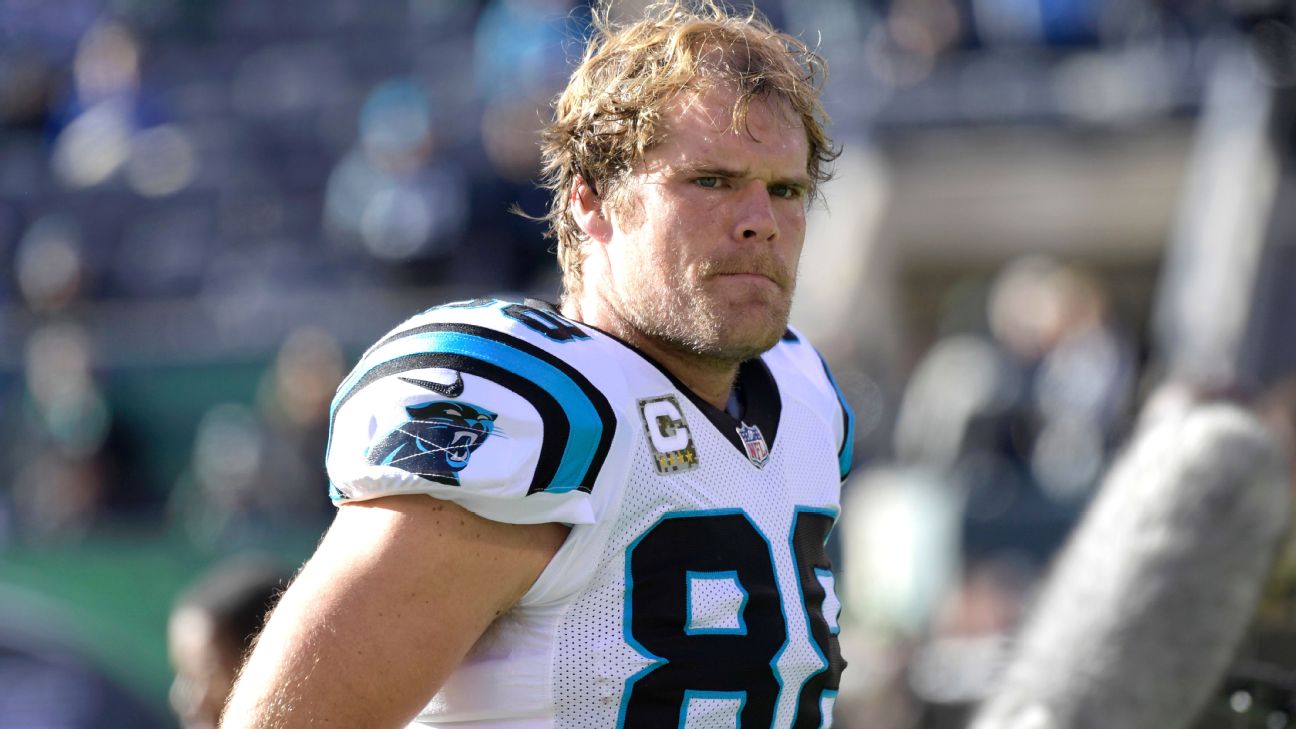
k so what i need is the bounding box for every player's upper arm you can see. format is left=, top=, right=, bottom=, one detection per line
left=222, top=304, right=623, bottom=728
left=221, top=494, right=568, bottom=729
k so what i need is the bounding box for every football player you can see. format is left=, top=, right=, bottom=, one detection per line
left=221, top=2, right=851, bottom=727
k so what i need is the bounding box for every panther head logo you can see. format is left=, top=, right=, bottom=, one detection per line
left=366, top=400, right=498, bottom=485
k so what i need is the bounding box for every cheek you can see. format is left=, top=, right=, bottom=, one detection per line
left=779, top=207, right=807, bottom=249
left=613, top=219, right=676, bottom=276
left=630, top=239, right=678, bottom=283
left=780, top=202, right=806, bottom=232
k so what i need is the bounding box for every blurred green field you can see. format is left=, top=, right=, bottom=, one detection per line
left=1, top=359, right=326, bottom=724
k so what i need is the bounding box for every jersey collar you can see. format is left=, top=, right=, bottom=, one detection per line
left=530, top=299, right=783, bottom=463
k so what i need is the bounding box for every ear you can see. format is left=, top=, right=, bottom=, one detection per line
left=571, top=177, right=613, bottom=243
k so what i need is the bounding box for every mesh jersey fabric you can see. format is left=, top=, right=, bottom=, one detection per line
left=325, top=300, right=852, bottom=728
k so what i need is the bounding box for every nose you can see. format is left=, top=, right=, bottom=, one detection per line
left=732, top=180, right=778, bottom=243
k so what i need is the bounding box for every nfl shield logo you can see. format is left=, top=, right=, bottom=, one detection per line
left=737, top=422, right=770, bottom=468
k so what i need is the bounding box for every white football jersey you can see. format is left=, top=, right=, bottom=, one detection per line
left=326, top=299, right=853, bottom=729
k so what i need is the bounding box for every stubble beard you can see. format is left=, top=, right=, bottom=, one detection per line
left=604, top=185, right=797, bottom=366
left=620, top=264, right=793, bottom=366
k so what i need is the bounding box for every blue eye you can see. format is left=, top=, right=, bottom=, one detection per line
left=770, top=184, right=803, bottom=200
left=695, top=177, right=721, bottom=188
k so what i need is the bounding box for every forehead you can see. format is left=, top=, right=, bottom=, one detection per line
left=647, top=85, right=809, bottom=175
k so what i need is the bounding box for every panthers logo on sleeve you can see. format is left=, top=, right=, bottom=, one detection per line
left=365, top=398, right=499, bottom=486
left=327, top=301, right=621, bottom=507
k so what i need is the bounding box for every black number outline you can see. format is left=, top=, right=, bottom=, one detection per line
left=788, top=507, right=846, bottom=728
left=619, top=509, right=788, bottom=728
left=618, top=507, right=844, bottom=729
left=502, top=304, right=590, bottom=342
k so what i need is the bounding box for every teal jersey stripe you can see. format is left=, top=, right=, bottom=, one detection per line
left=819, top=358, right=855, bottom=480
left=333, top=330, right=604, bottom=494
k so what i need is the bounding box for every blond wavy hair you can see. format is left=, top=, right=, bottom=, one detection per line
left=538, top=0, right=838, bottom=301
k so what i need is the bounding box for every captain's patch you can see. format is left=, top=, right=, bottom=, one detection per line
left=639, top=395, right=699, bottom=474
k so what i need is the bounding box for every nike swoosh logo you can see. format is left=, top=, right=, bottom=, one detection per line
left=400, top=373, right=464, bottom=398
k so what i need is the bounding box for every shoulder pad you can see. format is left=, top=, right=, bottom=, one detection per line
left=769, top=325, right=855, bottom=481
left=326, top=300, right=618, bottom=525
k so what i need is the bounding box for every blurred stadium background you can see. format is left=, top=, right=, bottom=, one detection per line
left=2, top=0, right=1295, bottom=727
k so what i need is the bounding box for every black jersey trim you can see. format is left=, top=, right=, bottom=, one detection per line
left=330, top=323, right=615, bottom=495
left=817, top=354, right=855, bottom=481
left=562, top=315, right=783, bottom=461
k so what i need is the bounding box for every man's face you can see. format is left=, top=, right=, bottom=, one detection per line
left=598, top=84, right=811, bottom=363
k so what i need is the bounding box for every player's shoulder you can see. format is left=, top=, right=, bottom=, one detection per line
left=326, top=298, right=634, bottom=525
left=763, top=325, right=856, bottom=481
left=364, top=296, right=604, bottom=356
left=347, top=297, right=633, bottom=399
left=762, top=325, right=838, bottom=397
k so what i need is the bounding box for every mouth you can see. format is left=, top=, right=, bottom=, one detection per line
left=710, top=271, right=786, bottom=292
left=446, top=430, right=479, bottom=464
left=699, top=255, right=790, bottom=286
left=718, top=272, right=778, bottom=283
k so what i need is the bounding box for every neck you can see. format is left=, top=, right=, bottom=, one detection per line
left=561, top=296, right=739, bottom=410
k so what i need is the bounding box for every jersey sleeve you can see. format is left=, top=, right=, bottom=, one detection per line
left=324, top=305, right=619, bottom=526
left=780, top=326, right=856, bottom=482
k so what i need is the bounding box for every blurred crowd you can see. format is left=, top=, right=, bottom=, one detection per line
left=835, top=255, right=1143, bottom=728
left=0, top=0, right=1262, bottom=547
left=2, top=0, right=1295, bottom=728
